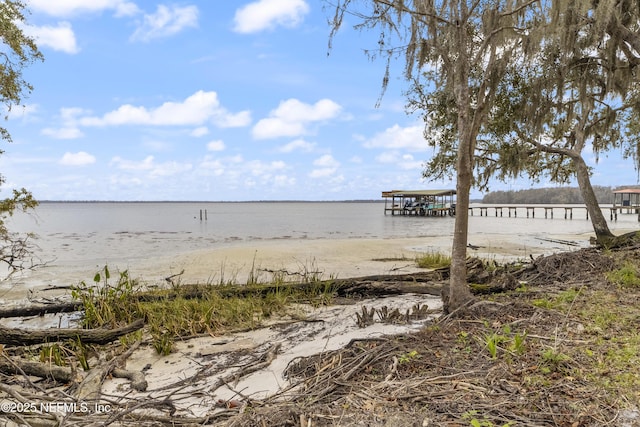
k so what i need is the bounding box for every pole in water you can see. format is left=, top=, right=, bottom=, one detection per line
left=200, top=209, right=202, bottom=221
left=205, top=209, right=208, bottom=221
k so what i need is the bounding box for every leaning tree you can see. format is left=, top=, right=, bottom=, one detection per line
left=0, top=1, right=43, bottom=277
left=328, top=0, right=545, bottom=312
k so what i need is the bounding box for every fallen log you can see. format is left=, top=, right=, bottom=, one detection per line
left=137, top=268, right=452, bottom=302
left=335, top=280, right=443, bottom=297
left=0, top=301, right=82, bottom=319
left=0, top=357, right=75, bottom=383
left=0, top=319, right=144, bottom=346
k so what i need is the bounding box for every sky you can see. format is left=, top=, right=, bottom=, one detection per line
left=0, top=0, right=637, bottom=201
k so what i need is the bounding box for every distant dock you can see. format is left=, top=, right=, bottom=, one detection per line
left=469, top=205, right=637, bottom=221
left=383, top=188, right=640, bottom=221
left=382, top=189, right=457, bottom=216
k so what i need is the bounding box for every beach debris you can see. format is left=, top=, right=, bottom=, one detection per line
left=0, top=318, right=144, bottom=346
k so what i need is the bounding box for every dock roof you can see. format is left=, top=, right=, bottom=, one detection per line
left=614, top=188, right=640, bottom=194
left=382, top=189, right=456, bottom=197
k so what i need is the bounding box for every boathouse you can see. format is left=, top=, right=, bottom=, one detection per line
left=613, top=188, right=640, bottom=212
left=382, top=189, right=456, bottom=216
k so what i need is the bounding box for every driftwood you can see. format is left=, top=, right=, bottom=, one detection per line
left=112, top=367, right=147, bottom=391
left=76, top=340, right=147, bottom=402
left=0, top=319, right=144, bottom=346
left=135, top=266, right=453, bottom=303
left=0, top=357, right=75, bottom=382
left=0, top=301, right=82, bottom=319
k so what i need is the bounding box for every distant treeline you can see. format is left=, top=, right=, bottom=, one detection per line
left=480, top=186, right=630, bottom=204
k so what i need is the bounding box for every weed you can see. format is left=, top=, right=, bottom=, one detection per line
left=462, top=410, right=515, bottom=426
left=71, top=265, right=140, bottom=328
left=39, top=344, right=68, bottom=367
left=454, top=331, right=473, bottom=354
left=398, top=350, right=420, bottom=364
left=478, top=326, right=527, bottom=359
left=607, top=261, right=640, bottom=288
left=72, top=263, right=343, bottom=355
left=532, top=288, right=581, bottom=311
left=540, top=347, right=571, bottom=372
left=481, top=332, right=508, bottom=359
left=510, top=331, right=527, bottom=355
left=415, top=251, right=451, bottom=269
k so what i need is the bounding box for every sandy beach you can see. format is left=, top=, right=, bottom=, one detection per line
left=165, top=230, right=597, bottom=286
left=3, top=220, right=636, bottom=423
left=1, top=227, right=602, bottom=306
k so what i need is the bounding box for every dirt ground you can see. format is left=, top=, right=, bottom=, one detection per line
left=221, top=247, right=640, bottom=427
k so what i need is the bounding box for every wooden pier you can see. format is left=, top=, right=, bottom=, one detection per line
left=468, top=205, right=639, bottom=221
left=383, top=188, right=640, bottom=221
left=469, top=206, right=586, bottom=219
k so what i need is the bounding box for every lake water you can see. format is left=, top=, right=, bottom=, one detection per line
left=2, top=201, right=638, bottom=295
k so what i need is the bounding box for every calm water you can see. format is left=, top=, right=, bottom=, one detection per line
left=3, top=201, right=638, bottom=292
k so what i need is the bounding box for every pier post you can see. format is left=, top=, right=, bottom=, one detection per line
left=564, top=208, right=573, bottom=219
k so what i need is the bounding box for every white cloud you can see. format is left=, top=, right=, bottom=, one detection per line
left=60, top=151, right=96, bottom=166
left=23, top=22, right=79, bottom=54
left=278, top=139, right=316, bottom=153
left=110, top=155, right=154, bottom=171
left=110, top=155, right=192, bottom=178
left=191, top=126, right=209, bottom=137
left=29, top=0, right=139, bottom=17
left=79, top=91, right=251, bottom=128
left=41, top=107, right=88, bottom=139
left=233, top=0, right=309, bottom=34
left=399, top=154, right=424, bottom=170
left=245, top=160, right=288, bottom=178
left=309, top=168, right=335, bottom=178
left=42, top=127, right=84, bottom=139
left=207, top=140, right=226, bottom=151
left=376, top=152, right=423, bottom=170
left=6, top=104, right=39, bottom=121
left=143, top=140, right=172, bottom=152
left=376, top=151, right=400, bottom=164
left=309, top=154, right=340, bottom=178
left=313, top=154, right=339, bottom=168
left=130, top=5, right=199, bottom=42
left=363, top=124, right=426, bottom=152
left=253, top=98, right=342, bottom=139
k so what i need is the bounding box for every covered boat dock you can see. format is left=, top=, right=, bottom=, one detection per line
left=613, top=188, right=640, bottom=213
left=382, top=189, right=457, bottom=216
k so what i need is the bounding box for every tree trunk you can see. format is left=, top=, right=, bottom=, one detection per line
left=0, top=359, right=75, bottom=383
left=0, top=301, right=82, bottom=319
left=447, top=23, right=475, bottom=313
left=0, top=319, right=144, bottom=346
left=574, top=155, right=614, bottom=241
left=448, top=130, right=475, bottom=313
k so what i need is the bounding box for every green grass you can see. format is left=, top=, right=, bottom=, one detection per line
left=71, top=264, right=337, bottom=355
left=415, top=251, right=451, bottom=269
left=606, top=261, right=640, bottom=288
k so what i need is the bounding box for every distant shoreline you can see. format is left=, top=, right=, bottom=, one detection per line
left=36, top=199, right=388, bottom=204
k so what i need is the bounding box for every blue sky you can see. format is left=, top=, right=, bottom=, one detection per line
left=0, top=0, right=636, bottom=201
